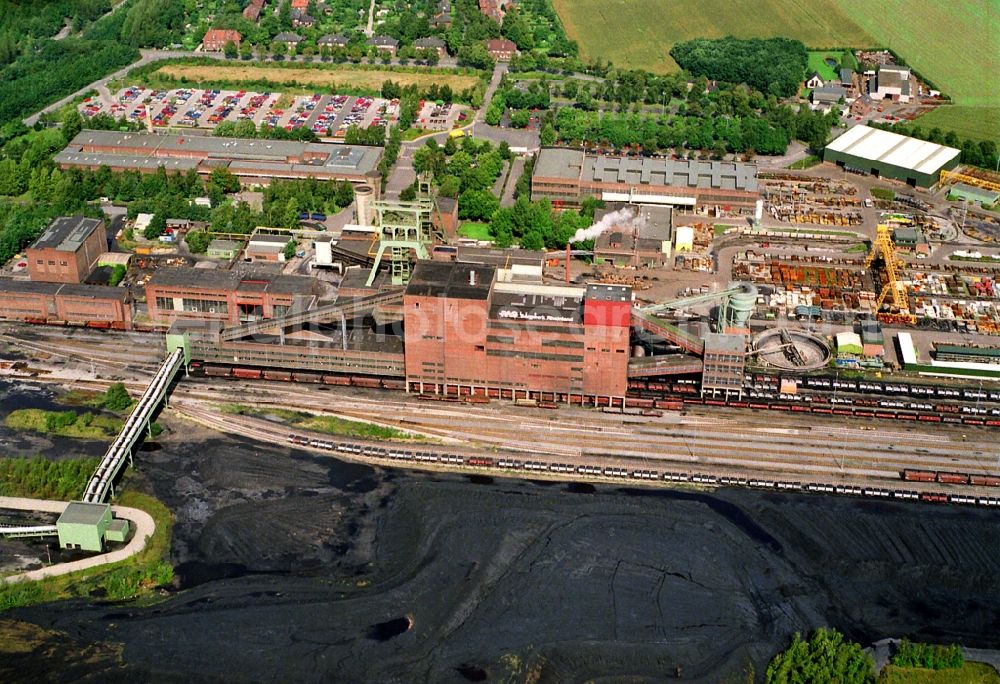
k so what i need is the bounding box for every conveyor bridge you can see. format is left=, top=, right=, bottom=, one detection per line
left=627, top=355, right=704, bottom=377
left=83, top=348, right=185, bottom=503
left=220, top=290, right=403, bottom=341
left=631, top=309, right=705, bottom=356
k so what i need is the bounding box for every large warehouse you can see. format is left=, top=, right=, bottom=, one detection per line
left=823, top=125, right=960, bottom=188
left=55, top=130, right=383, bottom=187
left=531, top=148, right=759, bottom=214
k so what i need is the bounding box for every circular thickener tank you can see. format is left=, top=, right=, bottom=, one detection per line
left=726, top=281, right=758, bottom=327
left=355, top=185, right=374, bottom=226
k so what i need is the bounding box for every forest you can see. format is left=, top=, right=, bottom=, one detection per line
left=670, top=37, right=809, bottom=98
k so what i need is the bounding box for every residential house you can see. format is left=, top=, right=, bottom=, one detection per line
left=850, top=93, right=874, bottom=118
left=414, top=36, right=448, bottom=58
left=290, top=0, right=308, bottom=8
left=485, top=38, right=518, bottom=61
left=291, top=9, right=315, bottom=28
left=367, top=35, right=399, bottom=55
left=203, top=28, right=241, bottom=52
left=869, top=64, right=913, bottom=103
left=243, top=0, right=266, bottom=22
left=479, top=0, right=506, bottom=23
left=273, top=32, right=304, bottom=51
left=812, top=84, right=849, bottom=108
left=431, top=0, right=452, bottom=28
left=839, top=68, right=854, bottom=87
left=804, top=72, right=825, bottom=89
left=318, top=34, right=349, bottom=50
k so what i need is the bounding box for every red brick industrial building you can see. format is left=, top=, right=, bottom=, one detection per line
left=55, top=130, right=382, bottom=188
left=26, top=216, right=107, bottom=284
left=146, top=268, right=319, bottom=325
left=532, top=148, right=759, bottom=214
left=0, top=280, right=131, bottom=327
left=403, top=260, right=631, bottom=400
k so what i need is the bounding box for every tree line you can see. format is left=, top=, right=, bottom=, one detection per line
left=0, top=38, right=138, bottom=129
left=551, top=103, right=837, bottom=156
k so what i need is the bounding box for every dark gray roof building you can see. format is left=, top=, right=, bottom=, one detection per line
left=274, top=32, right=303, bottom=43
left=405, top=260, right=495, bottom=300
left=318, top=34, right=349, bottom=46
left=55, top=130, right=381, bottom=184
left=812, top=84, right=848, bottom=105
left=414, top=36, right=446, bottom=49
left=31, top=216, right=104, bottom=251
left=367, top=35, right=399, bottom=49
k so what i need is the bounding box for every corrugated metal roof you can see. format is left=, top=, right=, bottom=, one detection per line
left=826, top=125, right=960, bottom=175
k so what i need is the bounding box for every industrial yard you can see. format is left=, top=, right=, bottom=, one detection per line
left=3, top=0, right=1000, bottom=679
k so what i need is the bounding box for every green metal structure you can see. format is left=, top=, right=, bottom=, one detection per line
left=57, top=501, right=112, bottom=552
left=366, top=178, right=437, bottom=286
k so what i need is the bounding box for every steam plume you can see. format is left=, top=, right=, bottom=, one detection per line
left=569, top=207, right=646, bottom=243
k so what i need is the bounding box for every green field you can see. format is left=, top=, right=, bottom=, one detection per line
left=834, top=0, right=998, bottom=107
left=913, top=105, right=1000, bottom=144
left=458, top=222, right=493, bottom=240
left=552, top=0, right=999, bottom=141
left=880, top=662, right=1000, bottom=684
left=552, top=0, right=874, bottom=73
left=808, top=51, right=842, bottom=81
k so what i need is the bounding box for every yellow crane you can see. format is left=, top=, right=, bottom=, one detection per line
left=864, top=224, right=909, bottom=312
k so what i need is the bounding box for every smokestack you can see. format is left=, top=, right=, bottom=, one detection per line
left=565, top=243, right=571, bottom=285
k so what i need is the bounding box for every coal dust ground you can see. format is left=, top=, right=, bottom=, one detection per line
left=4, top=410, right=1000, bottom=682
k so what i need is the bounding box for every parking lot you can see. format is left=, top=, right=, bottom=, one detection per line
left=80, top=86, right=468, bottom=138
left=81, top=87, right=399, bottom=138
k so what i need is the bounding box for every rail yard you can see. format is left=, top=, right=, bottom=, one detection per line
left=3, top=321, right=999, bottom=512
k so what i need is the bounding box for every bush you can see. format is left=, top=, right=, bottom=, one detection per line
left=102, top=382, right=132, bottom=412
left=107, top=264, right=127, bottom=287
left=891, top=640, right=964, bottom=670
left=766, top=628, right=874, bottom=684
left=185, top=229, right=211, bottom=254
left=0, top=456, right=99, bottom=500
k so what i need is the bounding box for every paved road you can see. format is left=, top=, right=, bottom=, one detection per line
left=501, top=156, right=525, bottom=206
left=0, top=496, right=155, bottom=583
left=365, top=0, right=376, bottom=36
left=385, top=145, right=416, bottom=198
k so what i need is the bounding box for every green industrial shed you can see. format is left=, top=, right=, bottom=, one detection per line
left=56, top=501, right=131, bottom=552
left=824, top=125, right=960, bottom=188
left=57, top=501, right=112, bottom=552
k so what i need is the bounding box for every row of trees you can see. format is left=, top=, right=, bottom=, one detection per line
left=212, top=119, right=319, bottom=142
left=551, top=105, right=837, bottom=156
left=890, top=640, right=964, bottom=670
left=670, top=37, right=809, bottom=98
left=487, top=196, right=599, bottom=251
left=138, top=56, right=485, bottom=107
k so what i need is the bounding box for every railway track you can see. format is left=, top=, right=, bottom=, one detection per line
left=172, top=405, right=1000, bottom=509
